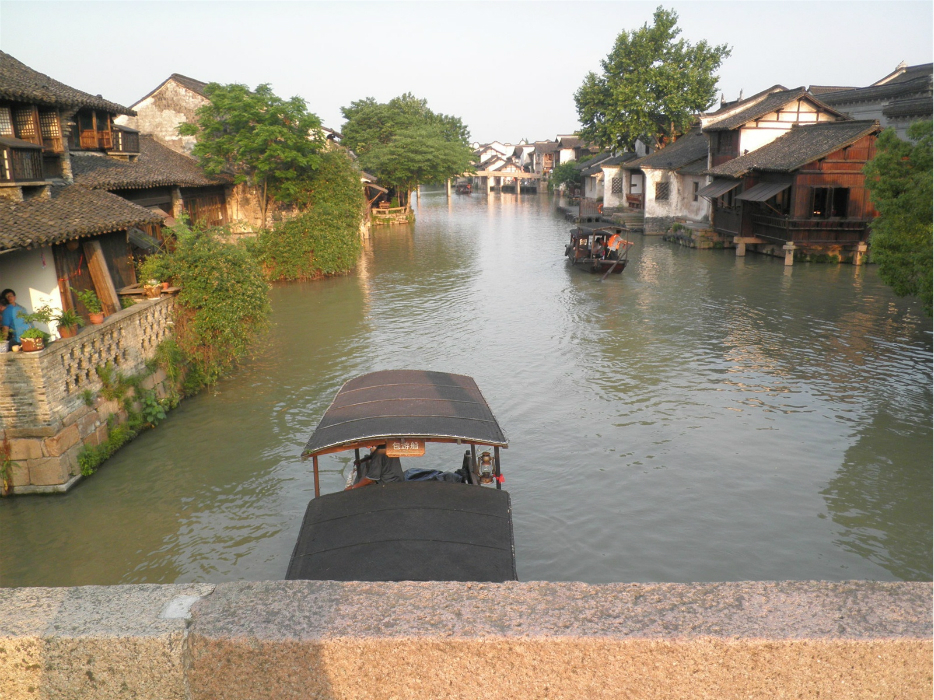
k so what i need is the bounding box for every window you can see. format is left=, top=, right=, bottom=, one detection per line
left=717, top=132, right=734, bottom=155
left=0, top=107, right=12, bottom=137
left=812, top=187, right=850, bottom=218
left=655, top=181, right=670, bottom=201
left=718, top=188, right=736, bottom=209
left=39, top=112, right=62, bottom=152
left=611, top=176, right=622, bottom=194
left=692, top=181, right=699, bottom=202
left=13, top=107, right=38, bottom=144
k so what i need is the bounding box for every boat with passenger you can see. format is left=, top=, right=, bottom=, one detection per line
left=286, top=369, right=516, bottom=582
left=455, top=180, right=472, bottom=194
left=565, top=223, right=632, bottom=276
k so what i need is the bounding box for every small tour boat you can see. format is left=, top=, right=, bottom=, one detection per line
left=286, top=369, right=516, bottom=582
left=455, top=181, right=472, bottom=194
left=565, top=223, right=633, bottom=277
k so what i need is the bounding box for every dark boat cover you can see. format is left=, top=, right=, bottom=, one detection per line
left=286, top=481, right=517, bottom=582
left=302, top=370, right=508, bottom=457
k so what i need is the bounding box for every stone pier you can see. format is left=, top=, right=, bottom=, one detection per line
left=1, top=580, right=930, bottom=699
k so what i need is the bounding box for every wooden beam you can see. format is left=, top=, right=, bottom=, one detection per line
left=82, top=239, right=120, bottom=316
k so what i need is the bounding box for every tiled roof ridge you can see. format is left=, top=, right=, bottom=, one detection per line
left=0, top=51, right=133, bottom=115
left=703, top=88, right=847, bottom=132
left=818, top=75, right=932, bottom=106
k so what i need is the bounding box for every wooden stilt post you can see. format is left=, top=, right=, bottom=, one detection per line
left=313, top=455, right=320, bottom=498
left=82, top=240, right=120, bottom=315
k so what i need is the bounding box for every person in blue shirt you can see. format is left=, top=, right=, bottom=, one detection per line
left=1, top=289, right=29, bottom=345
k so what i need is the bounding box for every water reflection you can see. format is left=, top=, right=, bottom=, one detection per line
left=1, top=192, right=930, bottom=586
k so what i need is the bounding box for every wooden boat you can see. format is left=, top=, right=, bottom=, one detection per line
left=565, top=223, right=632, bottom=276
left=286, top=370, right=516, bottom=582
left=455, top=182, right=472, bottom=194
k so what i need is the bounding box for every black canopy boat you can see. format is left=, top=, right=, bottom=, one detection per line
left=286, top=370, right=516, bottom=582
left=565, top=223, right=633, bottom=276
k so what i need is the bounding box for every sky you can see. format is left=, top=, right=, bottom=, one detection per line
left=1, top=1, right=931, bottom=145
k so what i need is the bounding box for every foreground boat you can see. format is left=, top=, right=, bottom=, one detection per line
left=286, top=369, right=516, bottom=582
left=565, top=223, right=632, bottom=276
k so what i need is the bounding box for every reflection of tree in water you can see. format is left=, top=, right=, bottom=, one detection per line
left=822, top=407, right=933, bottom=580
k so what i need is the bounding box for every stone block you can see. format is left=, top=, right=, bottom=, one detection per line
left=28, top=457, right=68, bottom=486
left=97, top=399, right=121, bottom=417
left=43, top=424, right=81, bottom=457
left=10, top=459, right=29, bottom=487
left=62, top=404, right=91, bottom=427
left=8, top=437, right=43, bottom=461
left=140, top=374, right=157, bottom=391
left=61, top=443, right=83, bottom=477
left=77, top=409, right=101, bottom=438
left=85, top=424, right=109, bottom=448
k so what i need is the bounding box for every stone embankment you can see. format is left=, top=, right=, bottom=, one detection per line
left=1, top=580, right=930, bottom=699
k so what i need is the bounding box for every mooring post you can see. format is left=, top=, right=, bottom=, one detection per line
left=734, top=237, right=746, bottom=257
left=446, top=178, right=451, bottom=198
left=783, top=242, right=796, bottom=266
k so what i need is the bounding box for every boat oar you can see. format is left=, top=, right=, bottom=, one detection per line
left=599, top=258, right=619, bottom=281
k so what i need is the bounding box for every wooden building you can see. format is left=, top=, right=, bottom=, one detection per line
left=701, top=120, right=881, bottom=264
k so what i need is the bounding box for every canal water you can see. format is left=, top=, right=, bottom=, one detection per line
left=2, top=191, right=931, bottom=586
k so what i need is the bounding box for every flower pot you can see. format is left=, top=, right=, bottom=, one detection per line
left=144, top=285, right=162, bottom=299
left=21, top=336, right=44, bottom=352
left=161, top=282, right=169, bottom=290
left=89, top=313, right=105, bottom=325
left=58, top=325, right=77, bottom=339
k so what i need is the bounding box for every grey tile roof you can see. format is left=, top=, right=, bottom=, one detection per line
left=72, top=135, right=226, bottom=190
left=169, top=73, right=208, bottom=97
left=629, top=129, right=708, bottom=170
left=704, top=88, right=844, bottom=132
left=0, top=51, right=133, bottom=115
left=706, top=120, right=880, bottom=178
left=677, top=158, right=709, bottom=176
left=0, top=185, right=162, bottom=251
left=598, top=153, right=638, bottom=168
left=558, top=135, right=584, bottom=149
left=882, top=97, right=934, bottom=118
left=879, top=63, right=933, bottom=85
left=534, top=141, right=559, bottom=154
left=579, top=152, right=614, bottom=175
left=818, top=75, right=932, bottom=107
left=705, top=85, right=788, bottom=117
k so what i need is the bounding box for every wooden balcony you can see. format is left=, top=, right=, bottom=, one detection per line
left=751, top=214, right=871, bottom=245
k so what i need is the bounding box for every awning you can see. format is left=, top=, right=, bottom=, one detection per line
left=127, top=227, right=161, bottom=252
left=736, top=182, right=791, bottom=202
left=696, top=179, right=742, bottom=198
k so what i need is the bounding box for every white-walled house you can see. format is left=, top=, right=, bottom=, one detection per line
left=115, top=74, right=210, bottom=155
left=598, top=154, right=638, bottom=209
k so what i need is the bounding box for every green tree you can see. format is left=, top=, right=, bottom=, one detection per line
left=575, top=6, right=730, bottom=150
left=340, top=93, right=473, bottom=209
left=250, top=150, right=366, bottom=281
left=550, top=160, right=582, bottom=192
left=864, top=121, right=933, bottom=315
left=179, top=83, right=324, bottom=225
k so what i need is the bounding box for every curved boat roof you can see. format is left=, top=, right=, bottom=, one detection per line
left=302, top=370, right=508, bottom=457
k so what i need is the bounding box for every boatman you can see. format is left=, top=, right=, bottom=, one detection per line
left=346, top=444, right=405, bottom=489
left=606, top=232, right=631, bottom=259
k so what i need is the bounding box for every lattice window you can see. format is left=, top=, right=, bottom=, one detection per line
left=39, top=112, right=63, bottom=152
left=0, top=107, right=12, bottom=137
left=655, top=181, right=670, bottom=201
left=13, top=108, right=38, bottom=143
left=611, top=176, right=622, bottom=194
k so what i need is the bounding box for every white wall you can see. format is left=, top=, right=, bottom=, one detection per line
left=602, top=166, right=623, bottom=208
left=642, top=171, right=710, bottom=223
left=0, top=247, right=64, bottom=336
left=737, top=99, right=840, bottom=155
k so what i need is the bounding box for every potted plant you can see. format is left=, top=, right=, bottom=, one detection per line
left=55, top=308, right=85, bottom=338
left=19, top=327, right=46, bottom=352
left=143, top=278, right=162, bottom=299
left=75, top=289, right=105, bottom=324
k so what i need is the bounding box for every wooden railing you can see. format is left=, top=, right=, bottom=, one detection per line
left=0, top=147, right=43, bottom=182
left=751, top=214, right=871, bottom=244
left=626, top=194, right=643, bottom=209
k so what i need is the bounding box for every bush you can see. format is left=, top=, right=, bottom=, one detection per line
left=250, top=151, right=365, bottom=280
left=155, top=219, right=271, bottom=386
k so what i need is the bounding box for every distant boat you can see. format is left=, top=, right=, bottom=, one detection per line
left=455, top=182, right=472, bottom=194
left=286, top=370, right=516, bottom=583
left=565, top=224, right=632, bottom=276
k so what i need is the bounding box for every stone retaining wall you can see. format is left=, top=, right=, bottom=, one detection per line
left=1, top=580, right=930, bottom=699
left=1, top=297, right=175, bottom=493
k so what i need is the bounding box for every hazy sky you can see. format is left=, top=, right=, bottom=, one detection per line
left=1, top=1, right=931, bottom=144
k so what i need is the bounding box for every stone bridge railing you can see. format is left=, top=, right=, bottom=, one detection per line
left=1, top=580, right=930, bottom=699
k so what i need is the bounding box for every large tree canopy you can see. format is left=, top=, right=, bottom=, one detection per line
left=179, top=83, right=324, bottom=225
left=864, top=121, right=933, bottom=316
left=340, top=93, right=473, bottom=209
left=575, top=6, right=730, bottom=150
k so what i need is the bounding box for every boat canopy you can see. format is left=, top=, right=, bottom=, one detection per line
left=302, top=370, right=508, bottom=458
left=285, top=481, right=517, bottom=582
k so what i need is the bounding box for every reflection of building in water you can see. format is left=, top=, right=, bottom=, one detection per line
left=821, top=408, right=933, bottom=580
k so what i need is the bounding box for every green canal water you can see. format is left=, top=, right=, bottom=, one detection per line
left=2, top=191, right=931, bottom=586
